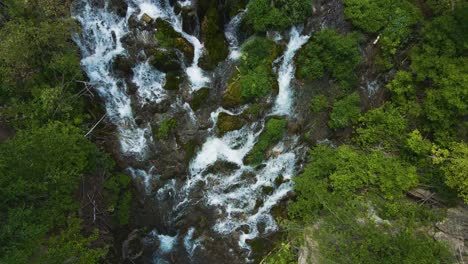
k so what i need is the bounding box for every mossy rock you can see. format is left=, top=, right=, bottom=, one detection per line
left=244, top=118, right=287, bottom=165
left=184, top=139, right=199, bottom=164
left=242, top=103, right=263, bottom=121
left=217, top=112, right=244, bottom=135
left=155, top=18, right=194, bottom=63
left=199, top=6, right=229, bottom=70
left=163, top=72, right=182, bottom=91
left=222, top=71, right=244, bottom=108
left=190, top=87, right=210, bottom=111
left=113, top=54, right=133, bottom=75
left=149, top=48, right=181, bottom=72
left=155, top=118, right=178, bottom=140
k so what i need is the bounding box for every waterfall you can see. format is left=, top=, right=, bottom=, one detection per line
left=272, top=27, right=310, bottom=116
left=73, top=0, right=310, bottom=261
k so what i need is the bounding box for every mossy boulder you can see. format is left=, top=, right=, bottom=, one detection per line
left=222, top=71, right=243, bottom=108
left=190, top=87, right=210, bottom=111
left=217, top=112, right=244, bottom=135
left=149, top=48, right=181, bottom=72
left=155, top=18, right=194, bottom=63
left=244, top=118, right=287, bottom=165
left=154, top=118, right=178, bottom=140
left=113, top=54, right=133, bottom=75
left=163, top=72, right=182, bottom=91
left=199, top=6, right=229, bottom=70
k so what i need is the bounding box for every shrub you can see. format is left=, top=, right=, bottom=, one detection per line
left=296, top=29, right=361, bottom=89
left=245, top=0, right=312, bottom=32
left=245, top=118, right=287, bottom=165
left=328, top=92, right=360, bottom=129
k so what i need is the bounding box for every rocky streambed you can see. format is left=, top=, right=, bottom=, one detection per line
left=72, top=0, right=368, bottom=263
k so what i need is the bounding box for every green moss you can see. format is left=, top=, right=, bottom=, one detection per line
left=217, top=112, right=244, bottom=135
left=222, top=71, right=244, bottom=108
left=155, top=18, right=194, bottom=63
left=199, top=6, right=229, bottom=70
left=157, top=118, right=178, bottom=140
left=149, top=48, right=181, bottom=72
left=190, top=87, right=210, bottom=110
left=245, top=118, right=287, bottom=165
left=163, top=72, right=182, bottom=91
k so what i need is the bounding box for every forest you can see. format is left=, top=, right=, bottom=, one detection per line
left=0, top=0, right=466, bottom=263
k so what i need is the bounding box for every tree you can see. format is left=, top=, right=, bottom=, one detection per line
left=328, top=92, right=361, bottom=129
left=442, top=143, right=468, bottom=203
left=355, top=104, right=407, bottom=150
left=296, top=29, right=361, bottom=89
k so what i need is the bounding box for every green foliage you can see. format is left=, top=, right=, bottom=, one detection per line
left=245, top=118, right=287, bottom=165
left=343, top=0, right=421, bottom=56
left=442, top=143, right=468, bottom=203
left=0, top=123, right=103, bottom=263
left=35, top=218, right=107, bottom=264
left=406, top=130, right=432, bottom=156
left=328, top=92, right=360, bottom=129
left=245, top=0, right=312, bottom=32
left=157, top=118, right=178, bottom=139
left=224, top=37, right=278, bottom=105
left=355, top=104, right=408, bottom=150
left=296, top=29, right=361, bottom=89
left=309, top=94, right=328, bottom=113
left=287, top=144, right=452, bottom=263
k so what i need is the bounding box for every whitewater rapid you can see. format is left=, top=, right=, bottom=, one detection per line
left=73, top=0, right=310, bottom=261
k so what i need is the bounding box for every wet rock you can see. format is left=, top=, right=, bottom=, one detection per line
left=109, top=0, right=128, bottom=17
left=204, top=160, right=240, bottom=175
left=217, top=112, right=244, bottom=135
left=112, top=54, right=134, bottom=76
left=189, top=87, right=210, bottom=111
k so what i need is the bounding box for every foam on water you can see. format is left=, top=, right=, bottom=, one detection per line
left=74, top=0, right=311, bottom=258
left=73, top=0, right=151, bottom=156
left=132, top=61, right=167, bottom=104
left=272, top=27, right=310, bottom=116
left=225, top=11, right=246, bottom=60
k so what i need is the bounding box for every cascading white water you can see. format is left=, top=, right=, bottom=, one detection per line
left=132, top=0, right=209, bottom=91
left=179, top=26, right=310, bottom=250
left=132, top=61, right=167, bottom=104
left=225, top=11, right=246, bottom=60
left=272, top=27, right=310, bottom=116
left=74, top=0, right=310, bottom=260
left=73, top=0, right=152, bottom=157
